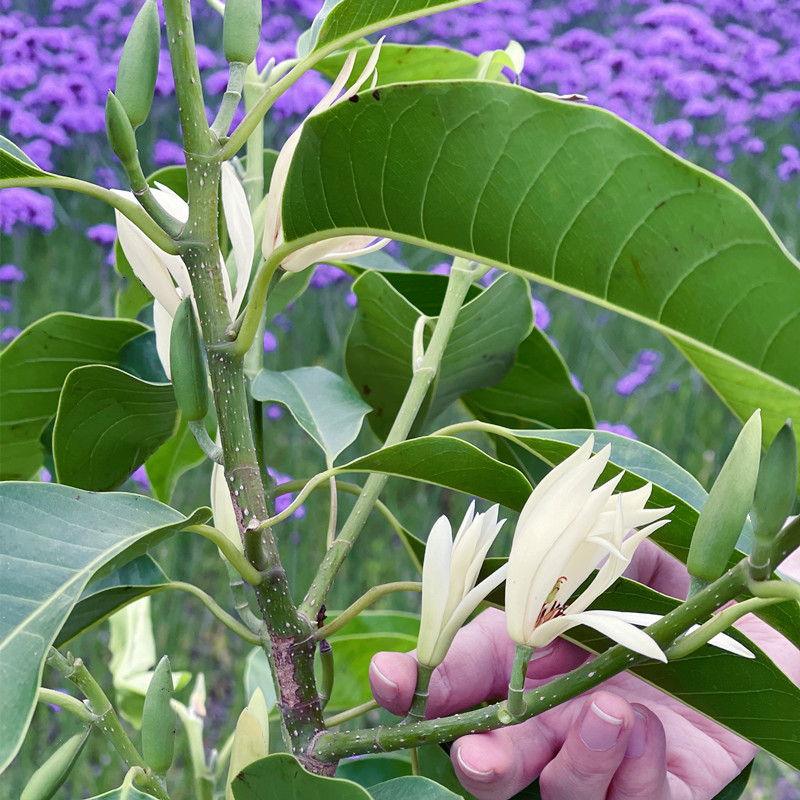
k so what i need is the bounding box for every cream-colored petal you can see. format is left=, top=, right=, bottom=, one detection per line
left=211, top=461, right=243, bottom=551
left=262, top=126, right=303, bottom=260
left=280, top=235, right=390, bottom=273
left=115, top=208, right=181, bottom=314
left=341, top=37, right=385, bottom=102
left=310, top=48, right=358, bottom=115
left=417, top=517, right=453, bottom=667
left=221, top=162, right=254, bottom=314
left=153, top=300, right=175, bottom=380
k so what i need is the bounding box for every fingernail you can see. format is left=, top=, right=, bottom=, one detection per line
left=369, top=660, right=398, bottom=702
left=625, top=711, right=647, bottom=759
left=580, top=700, right=623, bottom=751
left=456, top=748, right=495, bottom=783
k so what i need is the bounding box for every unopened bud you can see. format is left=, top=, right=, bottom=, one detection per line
left=21, top=729, right=90, bottom=800
left=115, top=0, right=160, bottom=128
left=223, top=0, right=262, bottom=66
left=105, top=90, right=138, bottom=169
left=753, top=420, right=797, bottom=543
left=141, top=655, right=175, bottom=775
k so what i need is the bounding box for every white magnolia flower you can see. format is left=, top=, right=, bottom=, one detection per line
left=262, top=41, right=391, bottom=273
left=417, top=502, right=507, bottom=668
left=505, top=436, right=673, bottom=662
left=114, top=162, right=254, bottom=377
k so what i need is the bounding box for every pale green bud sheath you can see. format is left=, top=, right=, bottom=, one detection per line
left=687, top=410, right=762, bottom=585
left=115, top=0, right=160, bottom=128
left=750, top=420, right=798, bottom=579
left=141, top=655, right=176, bottom=775
left=105, top=91, right=146, bottom=192
left=223, top=0, right=262, bottom=66
left=21, top=729, right=91, bottom=800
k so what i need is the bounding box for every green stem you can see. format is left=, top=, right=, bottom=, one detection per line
left=747, top=578, right=800, bottom=602
left=326, top=470, right=338, bottom=550
left=260, top=468, right=338, bottom=528
left=233, top=258, right=279, bottom=354
left=243, top=62, right=266, bottom=207
left=312, top=561, right=754, bottom=762
left=299, top=259, right=477, bottom=622
left=226, top=562, right=263, bottom=633
left=315, top=582, right=422, bottom=641
left=688, top=574, right=712, bottom=599
left=46, top=649, right=170, bottom=800
left=505, top=645, right=533, bottom=722
left=7, top=176, right=179, bottom=253
left=212, top=61, right=248, bottom=139
left=325, top=700, right=379, bottom=727
left=120, top=766, right=146, bottom=800
left=318, top=639, right=334, bottom=711
left=38, top=688, right=95, bottom=722
left=405, top=664, right=434, bottom=724
left=187, top=420, right=224, bottom=464
left=185, top=524, right=262, bottom=585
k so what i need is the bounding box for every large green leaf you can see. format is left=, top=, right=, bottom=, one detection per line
left=370, top=776, right=462, bottom=800
left=55, top=556, right=170, bottom=646
left=340, top=436, right=532, bottom=509
left=0, top=134, right=50, bottom=181
left=0, top=482, right=209, bottom=773
left=145, top=412, right=206, bottom=503
left=53, top=365, right=178, bottom=491
left=336, top=755, right=413, bottom=787
left=346, top=271, right=533, bottom=440
left=251, top=367, right=372, bottom=463
left=233, top=753, right=372, bottom=800
left=281, top=80, right=800, bottom=457
left=316, top=44, right=481, bottom=84
left=298, top=0, right=484, bottom=57
left=0, top=313, right=146, bottom=481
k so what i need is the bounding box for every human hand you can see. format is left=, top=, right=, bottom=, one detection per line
left=369, top=540, right=798, bottom=800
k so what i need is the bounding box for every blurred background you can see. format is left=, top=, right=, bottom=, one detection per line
left=1, top=0, right=798, bottom=796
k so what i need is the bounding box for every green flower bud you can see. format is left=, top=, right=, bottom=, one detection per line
left=687, top=410, right=762, bottom=582
left=170, top=297, right=209, bottom=423
left=141, top=655, right=175, bottom=775
left=115, top=0, right=160, bottom=128
left=753, top=421, right=798, bottom=543
left=223, top=0, right=262, bottom=65
left=21, top=729, right=90, bottom=800
left=105, top=90, right=138, bottom=170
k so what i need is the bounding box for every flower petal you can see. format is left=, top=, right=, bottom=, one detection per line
left=221, top=162, right=254, bottom=314
left=211, top=461, right=243, bottom=551
left=417, top=516, right=453, bottom=667
left=153, top=300, right=175, bottom=379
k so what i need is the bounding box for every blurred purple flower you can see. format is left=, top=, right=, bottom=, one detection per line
left=86, top=223, right=117, bottom=246
left=268, top=466, right=305, bottom=519
left=310, top=263, right=349, bottom=288
left=597, top=421, right=639, bottom=440
left=777, top=145, right=800, bottom=181
left=531, top=295, right=551, bottom=331
left=0, top=297, right=13, bottom=313
left=266, top=404, right=283, bottom=420
left=153, top=139, right=186, bottom=166
left=131, top=465, right=150, bottom=491
left=0, top=188, right=55, bottom=233
left=428, top=262, right=451, bottom=276
left=1, top=326, right=21, bottom=343
left=570, top=373, right=583, bottom=391
left=273, top=313, right=292, bottom=332
left=40, top=467, right=52, bottom=482
left=263, top=329, right=278, bottom=353
left=0, top=263, right=26, bottom=283
left=615, top=349, right=662, bottom=396
left=345, top=291, right=358, bottom=309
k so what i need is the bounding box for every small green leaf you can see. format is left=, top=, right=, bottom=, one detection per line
left=0, top=313, right=146, bottom=480
left=233, top=753, right=373, bottom=799
left=0, top=134, right=49, bottom=181
left=341, top=436, right=532, bottom=510
left=118, top=329, right=169, bottom=383
left=53, top=365, right=178, bottom=491
left=346, top=271, right=532, bottom=440
left=336, top=755, right=412, bottom=787
left=369, top=776, right=463, bottom=800
left=56, top=555, right=170, bottom=646
left=145, top=412, right=206, bottom=503
left=0, top=482, right=209, bottom=773
left=251, top=367, right=371, bottom=462
left=327, top=610, right=420, bottom=638
left=709, top=761, right=753, bottom=800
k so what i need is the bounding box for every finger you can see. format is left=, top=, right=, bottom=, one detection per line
left=369, top=608, right=588, bottom=717
left=450, top=720, right=559, bottom=800
left=608, top=704, right=671, bottom=800
left=538, top=691, right=635, bottom=800
left=623, top=538, right=690, bottom=600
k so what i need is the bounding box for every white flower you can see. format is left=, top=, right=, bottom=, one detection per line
left=262, top=40, right=391, bottom=273
left=505, top=436, right=673, bottom=662
left=417, top=502, right=507, bottom=668
left=114, top=163, right=253, bottom=377
left=210, top=460, right=242, bottom=552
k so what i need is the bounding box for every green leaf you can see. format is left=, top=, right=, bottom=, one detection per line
left=321, top=631, right=417, bottom=710
left=55, top=555, right=170, bottom=647
left=282, top=80, right=800, bottom=458
left=346, top=271, right=532, bottom=440
left=243, top=648, right=279, bottom=713
left=710, top=761, right=753, bottom=800
left=0, top=482, right=209, bottom=773
left=251, top=367, right=372, bottom=462
left=340, top=436, right=532, bottom=510
left=326, top=609, right=420, bottom=638
left=53, top=365, right=178, bottom=491
left=0, top=313, right=147, bottom=480
left=369, top=776, right=463, bottom=800
left=118, top=330, right=169, bottom=384
left=337, top=755, right=413, bottom=787
left=0, top=134, right=50, bottom=181
left=145, top=412, right=206, bottom=503
left=298, top=0, right=484, bottom=57
left=315, top=44, right=481, bottom=84
left=233, top=753, right=373, bottom=799
left=575, top=578, right=800, bottom=769
left=266, top=269, right=313, bottom=321
left=417, top=745, right=479, bottom=800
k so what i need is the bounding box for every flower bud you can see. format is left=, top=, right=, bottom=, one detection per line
left=752, top=420, right=797, bottom=543
left=223, top=0, right=262, bottom=66
left=115, top=0, right=160, bottom=128
left=687, top=410, right=762, bottom=581
left=21, top=729, right=90, bottom=800
left=226, top=689, right=269, bottom=800
left=141, top=655, right=175, bottom=775
left=105, top=90, right=139, bottom=170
